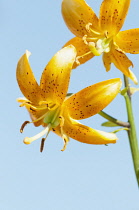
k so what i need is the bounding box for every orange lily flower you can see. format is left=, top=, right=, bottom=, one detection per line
left=62, top=0, right=139, bottom=84
left=16, top=45, right=122, bottom=151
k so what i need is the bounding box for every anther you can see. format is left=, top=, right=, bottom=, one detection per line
left=82, top=35, right=88, bottom=45
left=85, top=23, right=92, bottom=33
left=85, top=23, right=100, bottom=35
left=20, top=121, right=30, bottom=133
left=75, top=56, right=81, bottom=65
left=61, top=135, right=69, bottom=151
left=40, top=138, right=46, bottom=152
left=104, top=31, right=109, bottom=38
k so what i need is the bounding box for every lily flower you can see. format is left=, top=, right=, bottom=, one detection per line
left=62, top=0, right=139, bottom=84
left=16, top=45, right=122, bottom=151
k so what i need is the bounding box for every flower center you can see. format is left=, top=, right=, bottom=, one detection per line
left=75, top=27, right=113, bottom=65
left=88, top=37, right=112, bottom=56
left=19, top=99, right=71, bottom=152
left=43, top=107, right=61, bottom=128
left=84, top=23, right=112, bottom=56
left=23, top=107, right=61, bottom=146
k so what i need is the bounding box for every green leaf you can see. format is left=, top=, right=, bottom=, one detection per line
left=101, top=121, right=119, bottom=127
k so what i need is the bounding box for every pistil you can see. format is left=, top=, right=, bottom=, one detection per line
left=89, top=37, right=111, bottom=56
left=24, top=124, right=51, bottom=144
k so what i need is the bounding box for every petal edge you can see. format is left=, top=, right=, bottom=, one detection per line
left=63, top=118, right=117, bottom=144
left=16, top=51, right=42, bottom=104
left=64, top=78, right=122, bottom=120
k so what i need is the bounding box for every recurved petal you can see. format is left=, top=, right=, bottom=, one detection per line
left=16, top=51, right=42, bottom=104
left=63, top=118, right=117, bottom=144
left=63, top=37, right=94, bottom=68
left=63, top=78, right=122, bottom=120
left=62, top=0, right=99, bottom=37
left=99, top=0, right=130, bottom=36
left=111, top=49, right=138, bottom=84
left=114, top=29, right=139, bottom=54
left=40, top=45, right=77, bottom=105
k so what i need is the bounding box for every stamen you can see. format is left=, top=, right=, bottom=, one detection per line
left=104, top=31, right=109, bottom=38
left=59, top=120, right=70, bottom=151
left=85, top=23, right=101, bottom=35
left=82, top=35, right=88, bottom=45
left=23, top=124, right=51, bottom=145
left=82, top=35, right=97, bottom=45
left=28, top=104, right=48, bottom=111
left=86, top=23, right=92, bottom=32
left=20, top=121, right=30, bottom=133
left=39, top=101, right=49, bottom=107
left=75, top=51, right=92, bottom=65
left=30, top=112, right=49, bottom=124
left=59, top=116, right=65, bottom=127
left=17, top=98, right=32, bottom=108
left=20, top=112, right=49, bottom=134
left=39, top=101, right=57, bottom=110
left=17, top=98, right=49, bottom=111
left=40, top=138, right=45, bottom=152
left=61, top=134, right=70, bottom=151
left=48, top=104, right=58, bottom=110
left=40, top=127, right=51, bottom=152
left=85, top=37, right=98, bottom=42
left=16, top=97, right=27, bottom=103
left=19, top=102, right=29, bottom=107
left=75, top=57, right=80, bottom=66
left=16, top=97, right=30, bottom=104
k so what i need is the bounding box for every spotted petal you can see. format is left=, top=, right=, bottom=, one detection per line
left=63, top=78, right=122, bottom=120
left=114, top=29, right=139, bottom=54
left=63, top=37, right=94, bottom=68
left=99, top=0, right=130, bottom=36
left=16, top=51, right=42, bottom=105
left=62, top=0, right=99, bottom=37
left=103, top=51, right=111, bottom=72
left=63, top=118, right=117, bottom=144
left=40, top=45, right=77, bottom=106
left=110, top=49, right=138, bottom=84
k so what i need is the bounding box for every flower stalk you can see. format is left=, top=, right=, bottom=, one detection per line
left=123, top=75, right=139, bottom=186
left=98, top=111, right=130, bottom=128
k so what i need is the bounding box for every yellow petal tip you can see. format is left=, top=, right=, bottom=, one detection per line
left=25, top=50, right=31, bottom=59
left=130, top=70, right=138, bottom=85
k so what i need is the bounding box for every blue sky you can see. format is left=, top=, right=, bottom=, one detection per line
left=0, top=0, right=139, bottom=209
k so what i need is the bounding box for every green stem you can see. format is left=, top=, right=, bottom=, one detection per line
left=98, top=111, right=130, bottom=127
left=124, top=75, right=139, bottom=186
